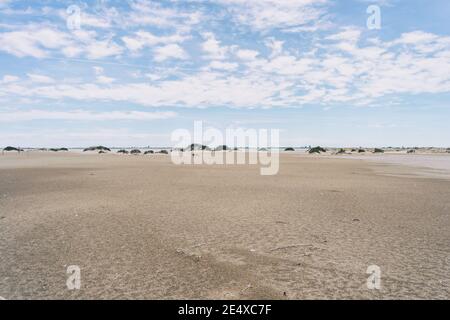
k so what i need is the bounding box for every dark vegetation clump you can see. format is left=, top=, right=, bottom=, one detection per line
left=284, top=147, right=295, bottom=151
left=373, top=148, right=384, bottom=153
left=358, top=149, right=366, bottom=153
left=130, top=149, right=141, bottom=154
left=336, top=148, right=346, bottom=154
left=144, top=150, right=154, bottom=155
left=157, top=150, right=169, bottom=154
left=117, top=149, right=129, bottom=154
left=308, top=146, right=327, bottom=154
left=3, top=146, right=22, bottom=152
left=187, top=143, right=209, bottom=151
left=83, top=146, right=111, bottom=152
left=50, top=148, right=68, bottom=152
left=214, top=145, right=229, bottom=151
left=407, top=149, right=416, bottom=154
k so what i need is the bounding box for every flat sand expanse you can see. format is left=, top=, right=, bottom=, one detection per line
left=1, top=152, right=450, bottom=299
left=330, top=153, right=450, bottom=180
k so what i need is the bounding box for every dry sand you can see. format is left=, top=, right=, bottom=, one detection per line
left=1, top=152, right=450, bottom=299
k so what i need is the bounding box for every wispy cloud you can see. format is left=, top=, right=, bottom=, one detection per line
left=217, top=0, right=330, bottom=32
left=0, top=110, right=178, bottom=122
left=2, top=28, right=449, bottom=108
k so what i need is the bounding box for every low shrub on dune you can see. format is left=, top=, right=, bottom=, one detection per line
left=144, top=150, right=154, bottom=155
left=284, top=147, right=295, bottom=151
left=214, top=145, right=229, bottom=151
left=3, top=146, right=22, bottom=152
left=373, top=148, right=384, bottom=153
left=187, top=144, right=209, bottom=151
left=117, top=149, right=129, bottom=154
left=130, top=149, right=141, bottom=154
left=83, top=146, right=111, bottom=152
left=50, top=148, right=68, bottom=152
left=308, top=146, right=327, bottom=154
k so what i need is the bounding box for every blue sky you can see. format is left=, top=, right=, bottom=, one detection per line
left=0, top=0, right=449, bottom=147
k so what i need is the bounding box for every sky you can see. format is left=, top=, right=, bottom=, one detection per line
left=0, top=0, right=449, bottom=148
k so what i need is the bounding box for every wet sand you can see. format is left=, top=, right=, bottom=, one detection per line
left=1, top=152, right=450, bottom=299
left=331, top=153, right=450, bottom=180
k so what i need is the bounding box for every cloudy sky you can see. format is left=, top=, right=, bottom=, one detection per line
left=0, top=0, right=449, bottom=147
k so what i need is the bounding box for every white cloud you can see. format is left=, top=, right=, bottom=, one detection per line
left=79, top=12, right=113, bottom=29
left=326, top=27, right=361, bottom=43
left=217, top=0, right=329, bottom=31
left=84, top=40, right=123, bottom=59
left=122, top=31, right=189, bottom=53
left=0, top=27, right=69, bottom=58
left=27, top=73, right=55, bottom=84
left=93, top=66, right=104, bottom=75
left=0, top=3, right=449, bottom=110
left=124, top=0, right=202, bottom=31
left=2, top=28, right=448, bottom=108
left=96, top=75, right=115, bottom=84
left=154, top=44, right=188, bottom=62
left=265, top=38, right=284, bottom=58
left=394, top=31, right=438, bottom=45
left=236, top=49, right=259, bottom=60
left=0, top=25, right=123, bottom=59
left=0, top=73, right=289, bottom=108
left=208, top=61, right=239, bottom=71
left=2, top=75, right=19, bottom=83
left=201, top=32, right=229, bottom=60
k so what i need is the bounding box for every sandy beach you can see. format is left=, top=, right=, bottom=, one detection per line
left=1, top=152, right=450, bottom=299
